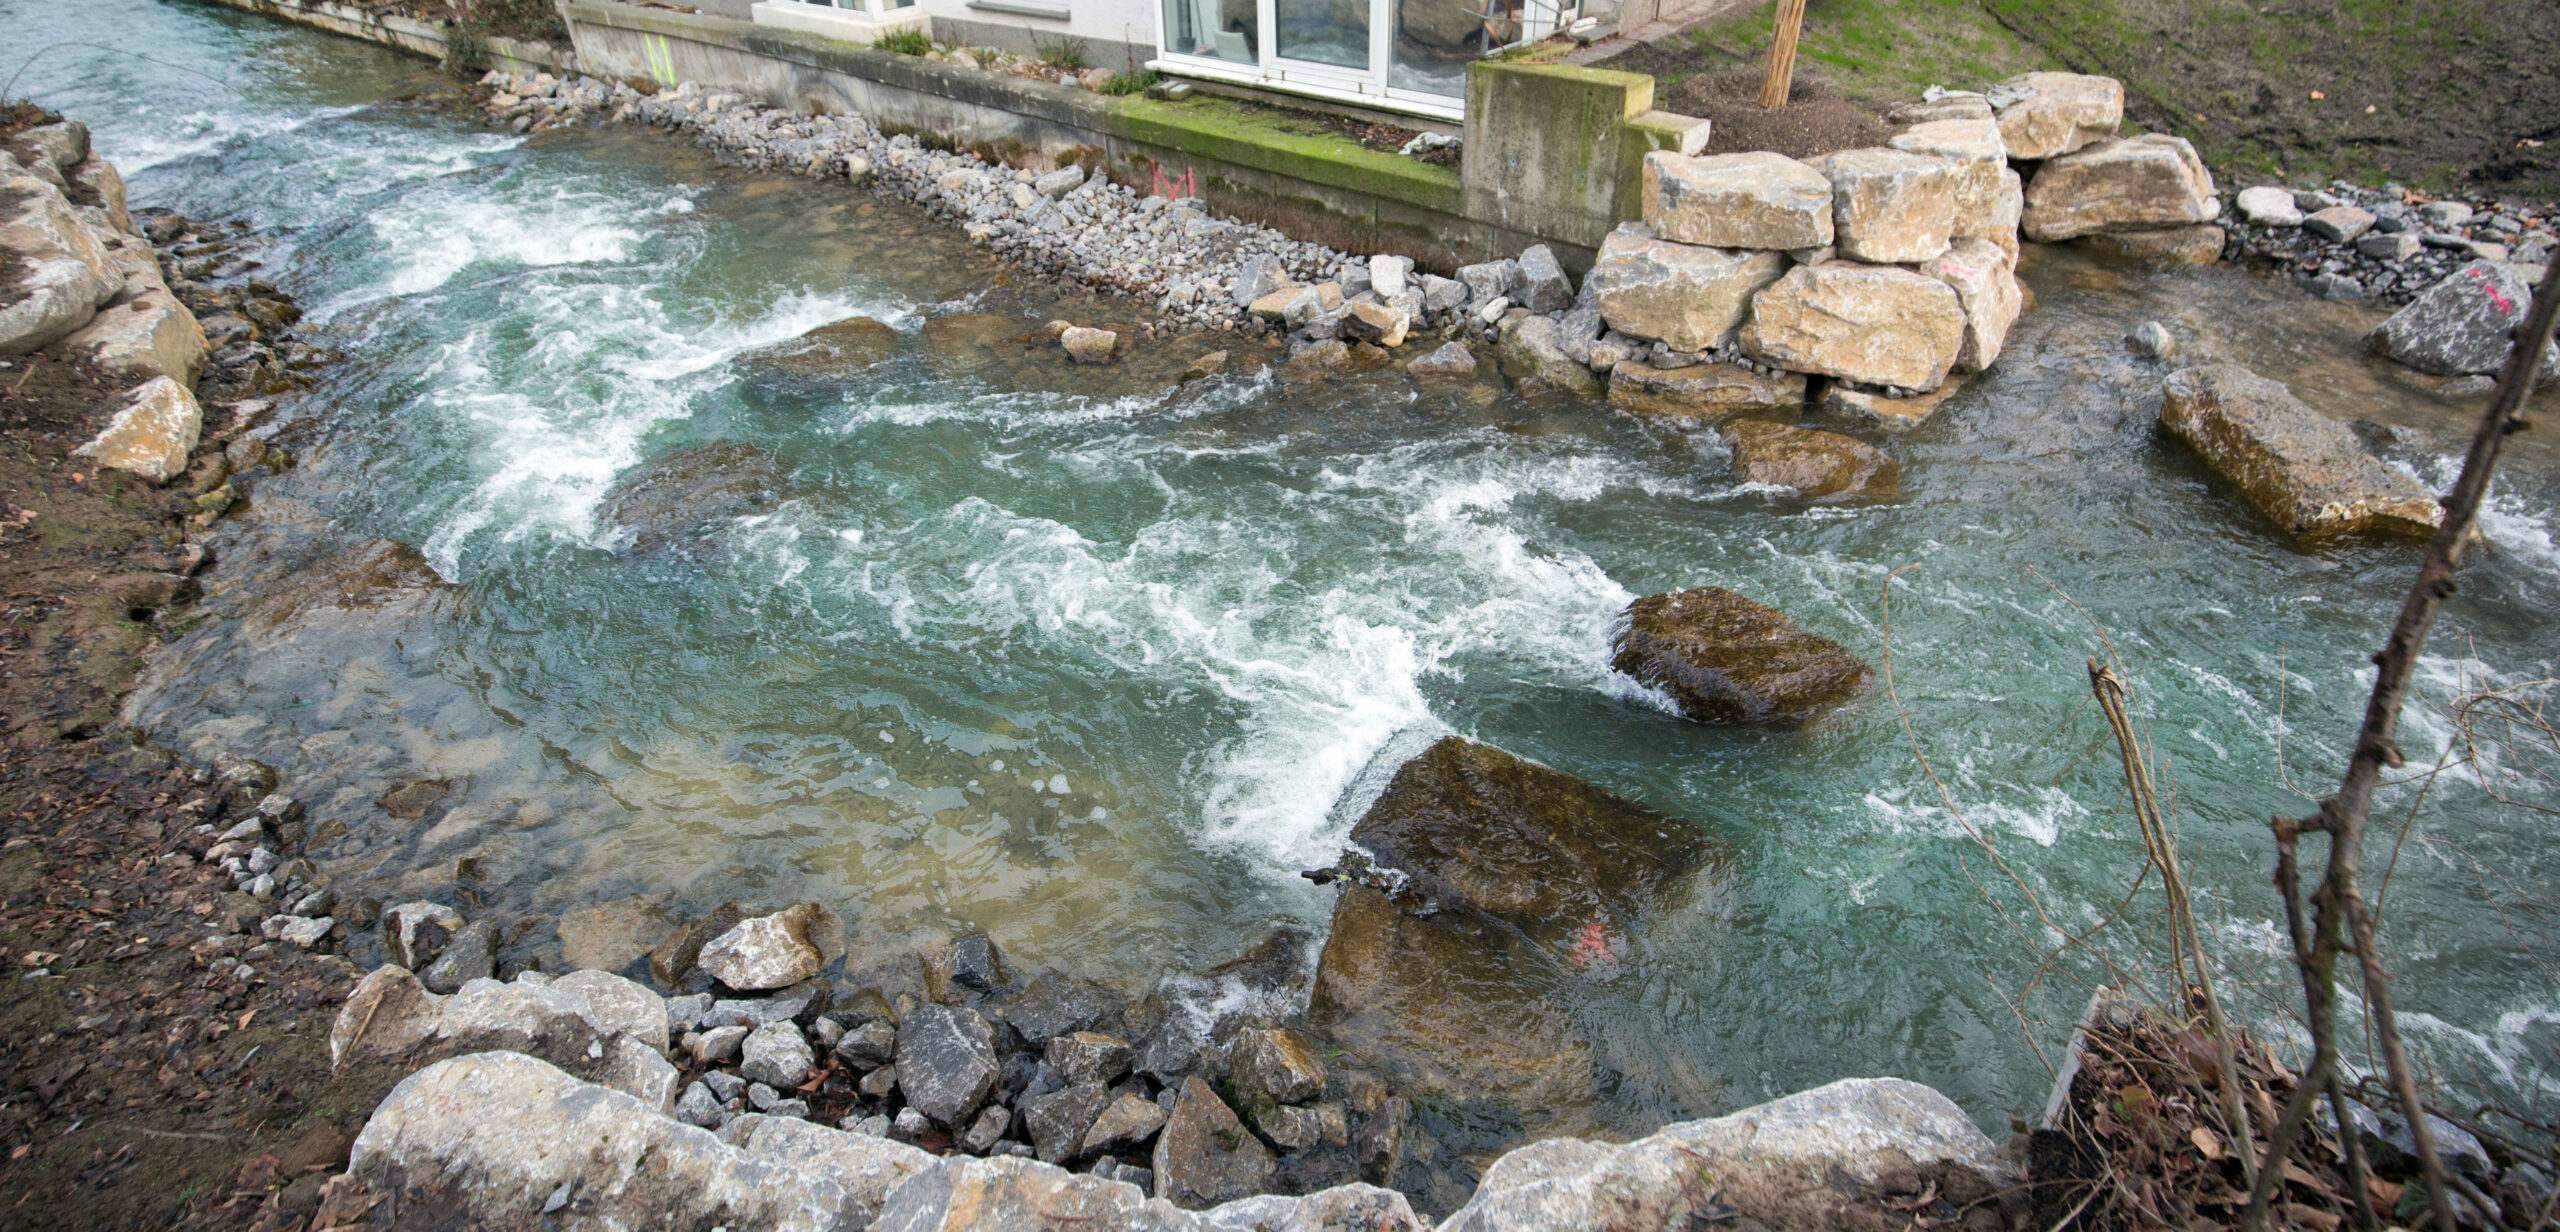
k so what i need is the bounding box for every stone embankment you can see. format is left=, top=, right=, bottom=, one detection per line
left=2227, top=180, right=2555, bottom=306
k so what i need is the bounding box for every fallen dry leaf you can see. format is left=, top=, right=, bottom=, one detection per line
left=2190, top=1125, right=2224, bottom=1159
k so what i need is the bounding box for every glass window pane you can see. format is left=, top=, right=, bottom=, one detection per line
left=1277, top=0, right=1368, bottom=70
left=1391, top=0, right=1476, bottom=95
left=1161, top=0, right=1258, bottom=64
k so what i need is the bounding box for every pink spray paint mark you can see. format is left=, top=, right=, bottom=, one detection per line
left=1570, top=920, right=1615, bottom=968
left=2469, top=267, right=2514, bottom=314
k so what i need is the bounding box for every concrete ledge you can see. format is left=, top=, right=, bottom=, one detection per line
left=187, top=0, right=572, bottom=73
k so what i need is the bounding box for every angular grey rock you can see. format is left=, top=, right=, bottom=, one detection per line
left=1589, top=223, right=1787, bottom=353
left=1454, top=259, right=1521, bottom=307
left=740, top=1020, right=816, bottom=1090
left=1406, top=341, right=1477, bottom=377
left=421, top=917, right=501, bottom=994
left=1252, top=1102, right=1347, bottom=1153
left=1153, top=1077, right=1275, bottom=1209
left=2235, top=185, right=2304, bottom=227
left=837, top=1017, right=899, bottom=1067
left=1232, top=255, right=1291, bottom=308
left=349, top=1052, right=852, bottom=1232
left=861, top=1063, right=900, bottom=1100
left=1810, top=147, right=1959, bottom=264
left=0, top=164, right=119, bottom=356
left=697, top=903, right=828, bottom=992
left=601, top=1034, right=682, bottom=1114
left=666, top=992, right=712, bottom=1034
left=1418, top=273, right=1467, bottom=315
left=676, top=1080, right=725, bottom=1127
left=1367, top=254, right=1412, bottom=299
left=691, top=1023, right=752, bottom=1067
left=2367, top=260, right=2560, bottom=377
left=2020, top=134, right=2219, bottom=242
left=962, top=1104, right=1012, bottom=1155
left=2418, top=199, right=2475, bottom=230
left=736, top=1096, right=937, bottom=1227
left=1034, top=165, right=1086, bottom=198
left=2305, top=204, right=2377, bottom=243
left=703, top=1069, right=747, bottom=1103
left=1496, top=314, right=1603, bottom=393
left=2358, top=231, right=2423, bottom=261
left=1023, top=1080, right=1112, bottom=1163
left=382, top=901, right=466, bottom=971
left=1341, top=301, right=1411, bottom=347
left=1437, top=1078, right=2003, bottom=1232
left=1081, top=1092, right=1171, bottom=1156
left=899, top=1004, right=1001, bottom=1127
left=2159, top=364, right=2443, bottom=539
left=1228, top=1028, right=1326, bottom=1105
left=1514, top=245, right=1572, bottom=313
left=1047, top=1031, right=1135, bottom=1086
left=1987, top=71, right=2122, bottom=159
left=2305, top=272, right=2365, bottom=300
left=1642, top=150, right=1834, bottom=250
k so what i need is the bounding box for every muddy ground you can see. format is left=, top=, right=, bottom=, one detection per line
left=0, top=199, right=408, bottom=1227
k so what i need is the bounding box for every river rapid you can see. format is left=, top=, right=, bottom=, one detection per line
left=15, top=0, right=2558, bottom=1140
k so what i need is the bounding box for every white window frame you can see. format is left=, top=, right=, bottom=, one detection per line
left=1147, top=0, right=1574, bottom=122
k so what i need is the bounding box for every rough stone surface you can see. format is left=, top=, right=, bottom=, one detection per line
left=1153, top=1077, right=1276, bottom=1209
left=1726, top=420, right=1899, bottom=499
left=70, top=375, right=201, bottom=484
left=898, top=1004, right=1000, bottom=1127
left=2367, top=259, right=2560, bottom=377
left=1740, top=262, right=1965, bottom=392
left=1437, top=1078, right=2003, bottom=1232
left=1987, top=71, right=2123, bottom=159
left=1608, top=361, right=1806, bottom=425
left=1061, top=325, right=1117, bottom=364
left=349, top=1052, right=854, bottom=1232
left=2080, top=224, right=2226, bottom=266
left=1514, top=244, right=1573, bottom=312
left=2304, top=204, right=2376, bottom=243
left=2236, top=185, right=2303, bottom=227
left=1821, top=373, right=1970, bottom=429
left=2159, top=364, right=2443, bottom=540
left=1228, top=1028, right=1326, bottom=1105
left=697, top=903, right=829, bottom=991
left=1810, top=148, right=1959, bottom=264
left=1887, top=119, right=2007, bottom=237
left=1641, top=150, right=1834, bottom=251
left=555, top=895, right=677, bottom=976
left=1612, top=588, right=1871, bottom=725
left=382, top=901, right=465, bottom=971
left=741, top=1114, right=935, bottom=1228
left=2020, top=134, right=2219, bottom=242
left=1496, top=314, right=1602, bottom=393
left=1083, top=1093, right=1171, bottom=1156
left=740, top=1020, right=817, bottom=1090
left=1405, top=340, right=1477, bottom=377
left=1023, top=1080, right=1112, bottom=1163
left=420, top=917, right=501, bottom=994
left=1046, top=1031, right=1135, bottom=1087
left=0, top=166, right=119, bottom=355
left=599, top=1034, right=682, bottom=1114
left=1341, top=301, right=1410, bottom=347
left=1588, top=224, right=1787, bottom=353
left=1920, top=238, right=2022, bottom=372
left=61, top=238, right=207, bottom=383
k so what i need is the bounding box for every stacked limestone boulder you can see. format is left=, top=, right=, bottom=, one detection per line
left=2, top=119, right=213, bottom=483
left=1981, top=73, right=2224, bottom=264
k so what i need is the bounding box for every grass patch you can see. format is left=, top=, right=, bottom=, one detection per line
left=873, top=26, right=934, bottom=56
left=1037, top=34, right=1089, bottom=72
left=1100, top=69, right=1160, bottom=95
left=1606, top=0, right=2054, bottom=106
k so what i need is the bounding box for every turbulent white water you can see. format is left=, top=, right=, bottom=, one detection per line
left=18, top=0, right=2560, bottom=1134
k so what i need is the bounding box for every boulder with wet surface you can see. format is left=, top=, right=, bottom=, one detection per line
left=742, top=314, right=899, bottom=377
left=2158, top=364, right=2443, bottom=540
left=593, top=439, right=788, bottom=556
left=1307, top=737, right=1716, bottom=1129
left=1724, top=419, right=1898, bottom=499
left=1610, top=587, right=1871, bottom=724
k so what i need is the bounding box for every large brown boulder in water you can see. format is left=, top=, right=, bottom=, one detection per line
left=1308, top=738, right=1718, bottom=1130
left=744, top=315, right=898, bottom=378
left=1611, top=587, right=1869, bottom=724
left=2159, top=364, right=2441, bottom=541
left=1724, top=420, right=1897, bottom=499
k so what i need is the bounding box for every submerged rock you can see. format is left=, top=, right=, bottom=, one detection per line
left=593, top=440, right=788, bottom=556
left=1611, top=587, right=1871, bottom=725
left=1608, top=361, right=1806, bottom=425
left=744, top=314, right=899, bottom=377
left=2158, top=364, right=2442, bottom=540
left=1725, top=419, right=1898, bottom=499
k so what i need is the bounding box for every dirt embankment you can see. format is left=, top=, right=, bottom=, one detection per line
left=0, top=116, right=406, bottom=1228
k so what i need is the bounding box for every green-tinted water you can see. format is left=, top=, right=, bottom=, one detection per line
left=17, top=0, right=2556, bottom=1139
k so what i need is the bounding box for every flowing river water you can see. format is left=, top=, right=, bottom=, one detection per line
left=16, top=0, right=2559, bottom=1142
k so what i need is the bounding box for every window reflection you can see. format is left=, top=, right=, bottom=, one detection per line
left=1277, top=0, right=1369, bottom=70
left=1391, top=0, right=1477, bottom=95
left=1163, top=0, right=1259, bottom=63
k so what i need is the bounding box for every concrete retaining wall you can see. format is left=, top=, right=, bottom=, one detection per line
left=188, top=0, right=574, bottom=74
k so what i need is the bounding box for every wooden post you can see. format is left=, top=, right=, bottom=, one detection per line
left=1759, top=0, right=1807, bottom=109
